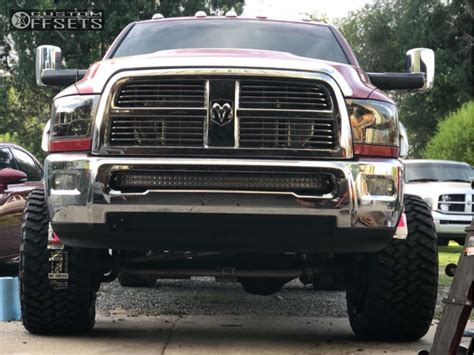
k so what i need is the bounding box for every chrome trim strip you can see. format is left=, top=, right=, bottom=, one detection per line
left=109, top=189, right=336, bottom=200
left=47, top=154, right=401, bottom=170
left=237, top=108, right=334, bottom=113
left=203, top=80, right=210, bottom=148
left=91, top=68, right=353, bottom=158
left=110, top=107, right=206, bottom=111
left=234, top=80, right=240, bottom=148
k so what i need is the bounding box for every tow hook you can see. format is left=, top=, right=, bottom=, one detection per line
left=47, top=223, right=69, bottom=290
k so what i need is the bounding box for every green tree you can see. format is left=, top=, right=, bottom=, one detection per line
left=0, top=0, right=244, bottom=159
left=337, top=0, right=473, bottom=156
left=423, top=101, right=473, bottom=164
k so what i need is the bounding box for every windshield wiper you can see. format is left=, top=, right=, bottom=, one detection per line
left=407, top=178, right=439, bottom=182
left=442, top=179, right=470, bottom=183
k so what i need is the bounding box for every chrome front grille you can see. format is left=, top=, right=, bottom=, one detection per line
left=438, top=194, right=474, bottom=214
left=106, top=75, right=340, bottom=154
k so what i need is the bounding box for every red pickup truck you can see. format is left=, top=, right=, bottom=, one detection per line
left=22, top=14, right=437, bottom=341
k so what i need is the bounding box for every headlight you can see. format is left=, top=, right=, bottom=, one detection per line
left=439, top=194, right=451, bottom=211
left=51, top=95, right=99, bottom=140
left=439, top=203, right=449, bottom=212
left=346, top=99, right=400, bottom=157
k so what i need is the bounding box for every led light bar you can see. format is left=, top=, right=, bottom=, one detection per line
left=110, top=171, right=335, bottom=196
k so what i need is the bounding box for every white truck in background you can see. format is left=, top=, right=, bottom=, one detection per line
left=404, top=159, right=473, bottom=245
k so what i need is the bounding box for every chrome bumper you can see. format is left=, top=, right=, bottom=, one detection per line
left=432, top=210, right=472, bottom=237
left=44, top=154, right=403, bottom=231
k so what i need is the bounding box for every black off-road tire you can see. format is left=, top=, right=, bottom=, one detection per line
left=346, top=194, right=438, bottom=341
left=118, top=272, right=156, bottom=287
left=20, top=189, right=98, bottom=334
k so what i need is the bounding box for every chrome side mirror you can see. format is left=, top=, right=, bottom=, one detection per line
left=35, top=45, right=62, bottom=86
left=405, top=48, right=435, bottom=92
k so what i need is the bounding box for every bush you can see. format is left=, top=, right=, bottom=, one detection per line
left=423, top=101, right=474, bottom=165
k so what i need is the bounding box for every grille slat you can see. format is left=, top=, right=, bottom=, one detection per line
left=111, top=121, right=203, bottom=125
left=119, top=94, right=204, bottom=99
left=242, top=90, right=325, bottom=95
left=240, top=128, right=334, bottom=134
left=240, top=139, right=334, bottom=145
left=111, top=131, right=202, bottom=137
left=240, top=122, right=332, bottom=127
left=238, top=114, right=333, bottom=119
left=116, top=100, right=204, bottom=105
left=111, top=126, right=202, bottom=131
left=240, top=101, right=330, bottom=107
left=240, top=131, right=334, bottom=137
left=121, top=88, right=203, bottom=93
left=240, top=96, right=328, bottom=102
left=121, top=89, right=204, bottom=93
left=122, top=84, right=204, bottom=89
left=110, top=112, right=205, bottom=118
left=110, top=137, right=203, bottom=143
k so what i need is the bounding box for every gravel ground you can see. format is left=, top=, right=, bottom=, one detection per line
left=96, top=277, right=451, bottom=319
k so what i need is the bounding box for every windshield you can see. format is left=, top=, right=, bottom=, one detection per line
left=405, top=162, right=472, bottom=183
left=112, top=19, right=349, bottom=63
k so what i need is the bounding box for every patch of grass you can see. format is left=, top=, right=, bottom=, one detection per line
left=438, top=241, right=463, bottom=287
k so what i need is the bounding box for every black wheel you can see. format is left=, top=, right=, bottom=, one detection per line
left=118, top=272, right=156, bottom=287
left=20, top=189, right=98, bottom=334
left=239, top=278, right=287, bottom=295
left=346, top=194, right=438, bottom=341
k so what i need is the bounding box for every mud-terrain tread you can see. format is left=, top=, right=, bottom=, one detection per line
left=20, top=189, right=97, bottom=334
left=347, top=194, right=438, bottom=341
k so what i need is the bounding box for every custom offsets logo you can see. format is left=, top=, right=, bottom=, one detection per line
left=10, top=9, right=103, bottom=30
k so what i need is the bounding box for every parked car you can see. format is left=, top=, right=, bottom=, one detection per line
left=22, top=13, right=438, bottom=341
left=0, top=143, right=43, bottom=273
left=404, top=160, right=473, bottom=245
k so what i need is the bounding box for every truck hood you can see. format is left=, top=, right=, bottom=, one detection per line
left=405, top=181, right=473, bottom=203
left=68, top=48, right=389, bottom=102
